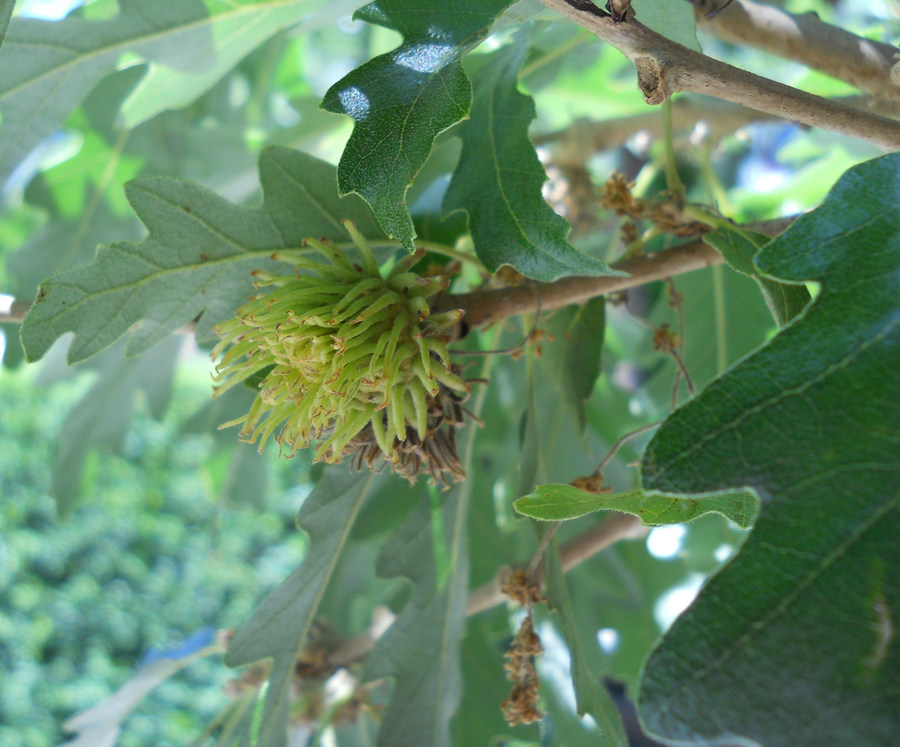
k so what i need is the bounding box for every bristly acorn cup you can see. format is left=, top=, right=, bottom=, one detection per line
left=211, top=220, right=471, bottom=485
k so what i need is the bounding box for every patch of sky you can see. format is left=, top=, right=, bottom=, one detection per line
left=597, top=627, right=619, bottom=654
left=736, top=122, right=798, bottom=193
left=19, top=0, right=84, bottom=20
left=654, top=573, right=705, bottom=630
left=646, top=525, right=686, bottom=560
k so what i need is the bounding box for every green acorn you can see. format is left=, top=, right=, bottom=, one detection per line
left=211, top=221, right=470, bottom=484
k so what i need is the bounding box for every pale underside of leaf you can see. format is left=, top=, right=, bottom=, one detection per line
left=544, top=539, right=628, bottom=746
left=0, top=0, right=335, bottom=183
left=225, top=469, right=377, bottom=747
left=363, top=478, right=470, bottom=747
left=121, top=0, right=367, bottom=127
left=514, top=483, right=758, bottom=528
left=19, top=147, right=381, bottom=364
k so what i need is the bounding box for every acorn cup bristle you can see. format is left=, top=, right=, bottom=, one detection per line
left=211, top=221, right=470, bottom=485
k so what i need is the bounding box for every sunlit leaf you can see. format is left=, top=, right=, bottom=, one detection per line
left=631, top=0, right=699, bottom=52
left=638, top=152, right=900, bottom=746
left=0, top=0, right=217, bottom=184
left=120, top=0, right=368, bottom=127
left=321, top=0, right=514, bottom=249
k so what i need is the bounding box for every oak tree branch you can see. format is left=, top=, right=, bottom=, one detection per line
left=694, top=0, right=900, bottom=103
left=542, top=0, right=900, bottom=150
left=438, top=217, right=791, bottom=330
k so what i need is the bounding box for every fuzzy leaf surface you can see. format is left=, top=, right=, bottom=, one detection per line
left=705, top=227, right=811, bottom=326
left=0, top=0, right=217, bottom=184
left=225, top=469, right=377, bottom=747
left=445, top=43, right=618, bottom=281
left=321, top=0, right=513, bottom=249
left=364, top=487, right=470, bottom=747
left=638, top=153, right=900, bottom=746
left=19, top=147, right=382, bottom=364
left=514, top=483, right=757, bottom=527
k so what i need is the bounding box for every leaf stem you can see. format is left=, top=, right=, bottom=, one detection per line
left=661, top=99, right=684, bottom=200
left=591, top=420, right=661, bottom=477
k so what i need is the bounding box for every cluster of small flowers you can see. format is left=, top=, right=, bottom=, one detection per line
left=212, top=220, right=470, bottom=484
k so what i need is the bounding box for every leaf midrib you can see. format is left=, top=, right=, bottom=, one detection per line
left=0, top=0, right=313, bottom=103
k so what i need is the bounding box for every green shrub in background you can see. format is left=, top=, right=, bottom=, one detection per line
left=0, top=366, right=309, bottom=747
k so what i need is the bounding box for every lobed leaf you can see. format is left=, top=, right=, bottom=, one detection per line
left=19, top=147, right=382, bottom=364
left=364, top=487, right=471, bottom=747
left=638, top=153, right=900, bottom=746
left=0, top=0, right=212, bottom=185
left=0, top=0, right=346, bottom=184
left=224, top=468, right=378, bottom=747
left=56, top=337, right=181, bottom=511
left=321, top=0, right=514, bottom=249
left=445, top=42, right=620, bottom=282
left=514, top=483, right=757, bottom=527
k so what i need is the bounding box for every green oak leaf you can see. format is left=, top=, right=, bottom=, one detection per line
left=0, top=1, right=353, bottom=182
left=705, top=226, right=811, bottom=326
left=20, top=147, right=382, bottom=364
left=445, top=42, right=619, bottom=281
left=120, top=0, right=367, bottom=128
left=0, top=0, right=217, bottom=184
left=364, top=485, right=471, bottom=747
left=321, top=0, right=513, bottom=250
left=631, top=0, right=700, bottom=52
left=224, top=468, right=377, bottom=747
left=638, top=152, right=900, bottom=746
left=558, top=297, right=606, bottom=430
left=544, top=539, right=628, bottom=747
left=514, top=483, right=757, bottom=528
left=0, top=0, right=13, bottom=50
left=50, top=336, right=181, bottom=512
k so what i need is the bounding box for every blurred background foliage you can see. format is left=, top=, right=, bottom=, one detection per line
left=0, top=0, right=897, bottom=744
